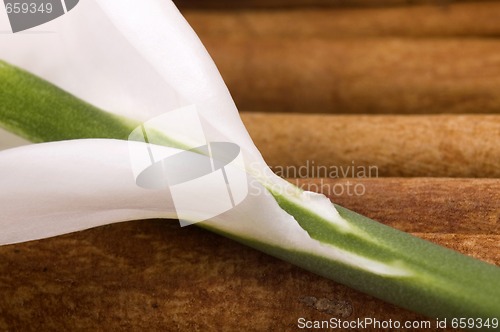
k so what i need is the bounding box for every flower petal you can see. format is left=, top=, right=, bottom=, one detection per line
left=0, top=138, right=305, bottom=252
left=0, top=139, right=176, bottom=244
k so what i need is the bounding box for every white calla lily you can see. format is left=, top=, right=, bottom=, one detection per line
left=0, top=0, right=318, bottom=244
left=0, top=0, right=499, bottom=320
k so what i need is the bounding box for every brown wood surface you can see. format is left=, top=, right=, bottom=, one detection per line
left=202, top=37, right=500, bottom=114
left=0, top=178, right=498, bottom=331
left=297, top=178, right=500, bottom=236
left=176, top=0, right=491, bottom=10
left=185, top=2, right=500, bottom=39
left=242, top=113, right=500, bottom=178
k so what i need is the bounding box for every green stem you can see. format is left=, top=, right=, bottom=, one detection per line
left=1, top=60, right=499, bottom=320
left=0, top=60, right=138, bottom=143
left=265, top=198, right=500, bottom=319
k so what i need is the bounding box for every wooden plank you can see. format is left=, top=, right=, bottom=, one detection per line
left=293, top=178, right=500, bottom=236
left=202, top=38, right=500, bottom=114
left=242, top=113, right=500, bottom=178
left=176, top=0, right=489, bottom=10
left=185, top=2, right=500, bottom=39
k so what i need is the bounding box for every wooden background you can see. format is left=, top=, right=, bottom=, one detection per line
left=1, top=1, right=499, bottom=331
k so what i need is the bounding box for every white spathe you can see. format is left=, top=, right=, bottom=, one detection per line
left=0, top=0, right=281, bottom=243
left=0, top=0, right=403, bottom=276
left=0, top=0, right=275, bottom=243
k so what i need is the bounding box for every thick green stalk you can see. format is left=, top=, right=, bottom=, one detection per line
left=0, top=60, right=138, bottom=142
left=260, top=199, right=500, bottom=319
left=1, top=60, right=499, bottom=320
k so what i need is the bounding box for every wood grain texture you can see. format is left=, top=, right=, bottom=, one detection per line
left=296, top=178, right=500, bottom=237
left=175, top=0, right=488, bottom=10
left=242, top=113, right=500, bottom=178
left=185, top=2, right=500, bottom=39
left=202, top=38, right=500, bottom=114
left=0, top=178, right=498, bottom=331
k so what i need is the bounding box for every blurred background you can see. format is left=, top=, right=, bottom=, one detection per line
left=177, top=0, right=500, bottom=115
left=175, top=0, right=500, bottom=179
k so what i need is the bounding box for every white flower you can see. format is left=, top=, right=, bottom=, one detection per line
left=1, top=0, right=498, bottom=319
left=0, top=0, right=351, bottom=267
